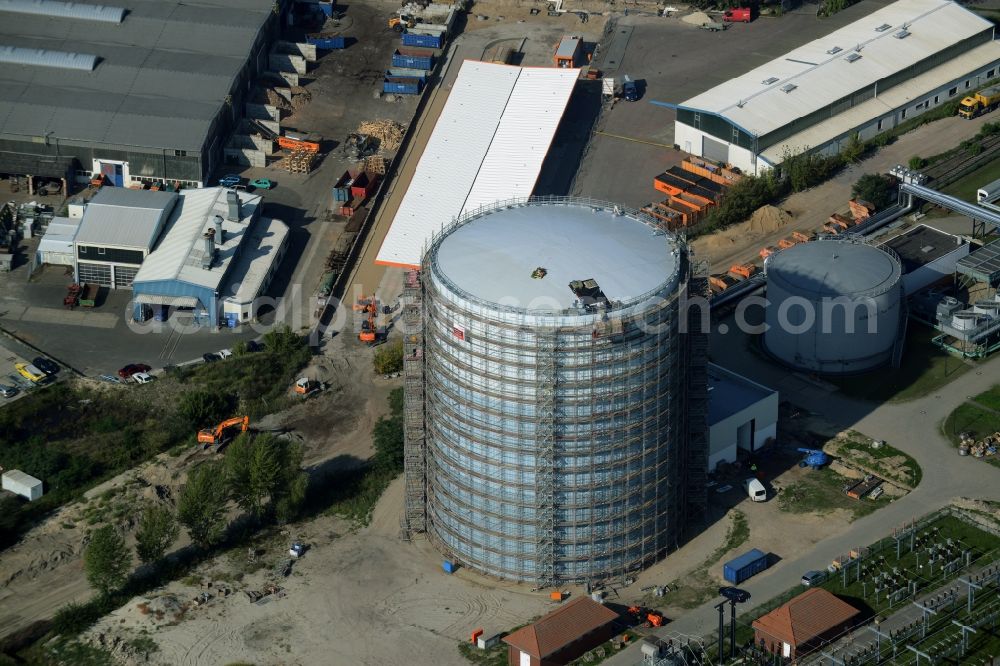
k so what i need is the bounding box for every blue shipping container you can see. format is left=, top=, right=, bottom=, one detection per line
left=723, top=549, right=770, bottom=584
left=383, top=78, right=422, bottom=95
left=308, top=35, right=346, bottom=49
left=392, top=48, right=434, bottom=70
left=442, top=560, right=456, bottom=574
left=317, top=1, right=334, bottom=17
left=402, top=31, right=443, bottom=49
left=385, top=68, right=426, bottom=82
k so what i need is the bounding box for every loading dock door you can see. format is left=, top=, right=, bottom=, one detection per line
left=702, top=136, right=729, bottom=164
left=100, top=162, right=124, bottom=187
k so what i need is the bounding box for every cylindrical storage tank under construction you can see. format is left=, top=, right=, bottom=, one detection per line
left=764, top=239, right=903, bottom=375
left=420, top=198, right=700, bottom=585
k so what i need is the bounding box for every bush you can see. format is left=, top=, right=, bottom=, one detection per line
left=851, top=173, right=897, bottom=211
left=908, top=155, right=926, bottom=170
left=51, top=602, right=104, bottom=636
left=373, top=339, right=404, bottom=375
left=701, top=171, right=785, bottom=231
left=179, top=390, right=233, bottom=430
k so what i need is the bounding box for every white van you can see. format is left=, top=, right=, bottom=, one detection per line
left=744, top=478, right=767, bottom=502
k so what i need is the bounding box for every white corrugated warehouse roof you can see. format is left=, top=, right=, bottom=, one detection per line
left=375, top=61, right=578, bottom=268
left=133, top=187, right=261, bottom=290
left=74, top=188, right=178, bottom=250
left=760, top=40, right=1000, bottom=164
left=681, top=0, right=994, bottom=138
left=225, top=217, right=289, bottom=306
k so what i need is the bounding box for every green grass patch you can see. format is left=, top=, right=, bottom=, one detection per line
left=20, top=637, right=114, bottom=666
left=828, top=325, right=972, bottom=404
left=971, top=384, right=1000, bottom=413
left=943, top=402, right=1000, bottom=446
left=666, top=511, right=749, bottom=610
left=777, top=467, right=884, bottom=519
left=942, top=155, right=1000, bottom=203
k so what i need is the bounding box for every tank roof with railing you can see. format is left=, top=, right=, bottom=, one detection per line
left=765, top=236, right=902, bottom=299
left=424, top=196, right=684, bottom=317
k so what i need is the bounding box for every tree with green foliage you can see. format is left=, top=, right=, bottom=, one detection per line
left=178, top=390, right=232, bottom=429
left=908, top=155, right=926, bottom=170
left=263, top=324, right=305, bottom=356
left=83, top=525, right=130, bottom=597
left=224, top=433, right=307, bottom=522
left=373, top=339, right=404, bottom=375
left=851, top=173, right=897, bottom=211
left=373, top=388, right=404, bottom=473
left=134, top=504, right=179, bottom=564
left=782, top=148, right=845, bottom=192
left=702, top=170, right=785, bottom=231
left=177, top=462, right=229, bottom=549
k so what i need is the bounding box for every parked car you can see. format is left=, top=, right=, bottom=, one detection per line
left=218, top=349, right=233, bottom=359
left=118, top=363, right=151, bottom=379
left=801, top=570, right=826, bottom=587
left=250, top=178, right=272, bottom=191
left=219, top=174, right=242, bottom=188
left=246, top=340, right=264, bottom=352
left=98, top=374, right=123, bottom=384
left=32, top=357, right=59, bottom=375
left=0, top=385, right=18, bottom=398
left=203, top=353, right=221, bottom=363
left=132, top=372, right=155, bottom=384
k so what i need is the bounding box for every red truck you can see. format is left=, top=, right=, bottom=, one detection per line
left=724, top=7, right=754, bottom=22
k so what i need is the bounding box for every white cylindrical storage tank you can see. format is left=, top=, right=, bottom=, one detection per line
left=421, top=199, right=696, bottom=584
left=764, top=239, right=903, bottom=374
left=973, top=301, right=1000, bottom=317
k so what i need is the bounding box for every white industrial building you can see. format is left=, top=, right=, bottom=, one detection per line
left=2, top=470, right=43, bottom=502
left=131, top=187, right=289, bottom=327
left=35, top=216, right=81, bottom=267
left=376, top=60, right=579, bottom=269
left=674, top=0, right=1000, bottom=174
left=708, top=364, right=779, bottom=470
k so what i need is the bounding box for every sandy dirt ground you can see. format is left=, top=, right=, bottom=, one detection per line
left=85, top=477, right=552, bottom=666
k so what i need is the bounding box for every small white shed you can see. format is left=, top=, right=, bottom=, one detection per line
left=2, top=470, right=43, bottom=501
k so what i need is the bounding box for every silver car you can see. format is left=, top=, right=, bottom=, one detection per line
left=0, top=384, right=19, bottom=398
left=801, top=570, right=826, bottom=587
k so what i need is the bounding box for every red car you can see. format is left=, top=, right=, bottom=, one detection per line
left=118, top=363, right=151, bottom=379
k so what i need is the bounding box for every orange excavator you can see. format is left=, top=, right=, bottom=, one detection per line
left=627, top=605, right=665, bottom=628
left=357, top=295, right=380, bottom=344
left=197, top=415, right=249, bottom=450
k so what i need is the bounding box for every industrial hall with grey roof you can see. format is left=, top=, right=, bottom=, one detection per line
left=0, top=0, right=280, bottom=188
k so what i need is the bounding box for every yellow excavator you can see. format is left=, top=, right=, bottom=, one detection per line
left=388, top=14, right=417, bottom=31
left=197, top=416, right=249, bottom=450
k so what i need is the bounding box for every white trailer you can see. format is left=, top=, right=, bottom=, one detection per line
left=2, top=470, right=43, bottom=501
left=977, top=177, right=1000, bottom=204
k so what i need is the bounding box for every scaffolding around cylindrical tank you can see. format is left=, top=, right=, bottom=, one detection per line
left=408, top=197, right=705, bottom=585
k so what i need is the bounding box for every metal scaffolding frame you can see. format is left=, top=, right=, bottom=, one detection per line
left=407, top=198, right=709, bottom=585
left=402, top=269, right=427, bottom=537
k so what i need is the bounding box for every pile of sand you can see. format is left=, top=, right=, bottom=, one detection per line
left=682, top=10, right=713, bottom=25
left=748, top=205, right=792, bottom=234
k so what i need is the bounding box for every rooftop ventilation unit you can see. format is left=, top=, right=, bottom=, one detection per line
left=0, top=0, right=126, bottom=23
left=894, top=29, right=910, bottom=39
left=0, top=45, right=98, bottom=71
left=875, top=23, right=891, bottom=32
left=844, top=52, right=862, bottom=63
left=826, top=46, right=843, bottom=55
left=762, top=76, right=779, bottom=85
left=780, top=83, right=797, bottom=93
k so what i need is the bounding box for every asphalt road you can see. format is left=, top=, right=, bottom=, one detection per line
left=603, top=350, right=1000, bottom=664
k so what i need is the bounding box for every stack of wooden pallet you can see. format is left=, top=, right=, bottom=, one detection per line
left=277, top=149, right=316, bottom=173
left=359, top=155, right=387, bottom=175
left=357, top=120, right=404, bottom=151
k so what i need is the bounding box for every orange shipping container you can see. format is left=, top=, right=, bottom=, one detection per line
left=729, top=263, right=758, bottom=279
left=277, top=136, right=320, bottom=153
left=778, top=238, right=797, bottom=249
left=760, top=246, right=776, bottom=259
left=676, top=191, right=713, bottom=210
left=791, top=231, right=812, bottom=243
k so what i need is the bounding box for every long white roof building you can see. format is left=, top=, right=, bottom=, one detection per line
left=376, top=61, right=578, bottom=269
left=675, top=0, right=1000, bottom=173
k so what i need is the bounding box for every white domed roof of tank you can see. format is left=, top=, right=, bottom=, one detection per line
left=431, top=203, right=680, bottom=311
left=767, top=240, right=901, bottom=298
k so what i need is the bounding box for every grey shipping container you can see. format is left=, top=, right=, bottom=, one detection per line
left=392, top=48, right=435, bottom=70
left=723, top=548, right=770, bottom=584
left=383, top=77, right=422, bottom=95
left=402, top=31, right=443, bottom=48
